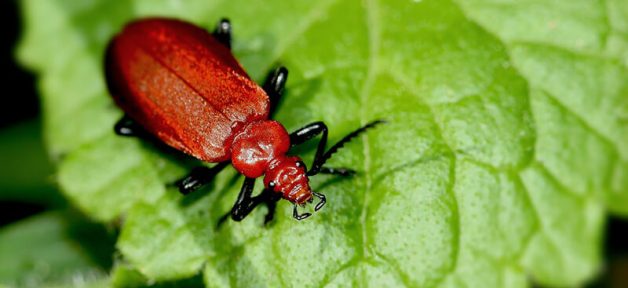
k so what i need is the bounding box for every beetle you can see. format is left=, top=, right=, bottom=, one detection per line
left=105, top=17, right=383, bottom=223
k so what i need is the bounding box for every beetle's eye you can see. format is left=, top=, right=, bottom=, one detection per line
left=296, top=160, right=307, bottom=170
left=269, top=181, right=277, bottom=189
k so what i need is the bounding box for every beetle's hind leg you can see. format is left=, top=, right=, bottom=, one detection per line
left=263, top=66, right=288, bottom=117
left=213, top=18, right=232, bottom=49
left=114, top=115, right=144, bottom=137
left=115, top=115, right=231, bottom=195
left=174, top=161, right=230, bottom=195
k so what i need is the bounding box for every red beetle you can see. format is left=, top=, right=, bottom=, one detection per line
left=105, top=18, right=382, bottom=223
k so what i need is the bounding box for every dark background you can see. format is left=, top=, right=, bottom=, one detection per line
left=1, top=1, right=39, bottom=128
left=0, top=0, right=48, bottom=226
left=0, top=0, right=626, bottom=286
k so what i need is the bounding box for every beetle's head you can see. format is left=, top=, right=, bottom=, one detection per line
left=264, top=156, right=325, bottom=220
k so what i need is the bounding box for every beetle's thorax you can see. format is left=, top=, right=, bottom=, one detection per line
left=230, top=120, right=290, bottom=178
left=229, top=120, right=312, bottom=204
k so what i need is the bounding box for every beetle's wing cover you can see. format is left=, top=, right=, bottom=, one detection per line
left=105, top=18, right=270, bottom=162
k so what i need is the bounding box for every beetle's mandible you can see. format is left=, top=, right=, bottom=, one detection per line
left=105, top=17, right=383, bottom=223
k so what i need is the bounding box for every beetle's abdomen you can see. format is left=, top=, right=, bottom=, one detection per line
left=105, top=18, right=269, bottom=162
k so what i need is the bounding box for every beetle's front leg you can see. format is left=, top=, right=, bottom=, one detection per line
left=229, top=177, right=267, bottom=221
left=262, top=66, right=288, bottom=117
left=290, top=120, right=385, bottom=176
left=261, top=189, right=282, bottom=225
left=289, top=121, right=328, bottom=175
left=217, top=186, right=279, bottom=227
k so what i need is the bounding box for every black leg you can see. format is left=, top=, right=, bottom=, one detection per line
left=293, top=205, right=311, bottom=220
left=290, top=121, right=327, bottom=146
left=263, top=190, right=281, bottom=225
left=311, top=120, right=385, bottom=175
left=217, top=187, right=279, bottom=227
left=114, top=115, right=144, bottom=137
left=289, top=121, right=328, bottom=175
left=262, top=66, right=288, bottom=117
left=289, top=120, right=385, bottom=176
left=213, top=18, right=232, bottom=49
left=174, top=162, right=229, bottom=195
left=312, top=191, right=326, bottom=211
left=230, top=177, right=267, bottom=221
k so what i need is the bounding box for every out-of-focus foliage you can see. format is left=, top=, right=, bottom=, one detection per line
left=0, top=211, right=111, bottom=287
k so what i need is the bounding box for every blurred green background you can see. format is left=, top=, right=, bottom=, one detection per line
left=0, top=1, right=118, bottom=287
left=0, top=0, right=627, bottom=287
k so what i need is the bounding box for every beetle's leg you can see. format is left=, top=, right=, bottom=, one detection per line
left=228, top=179, right=281, bottom=223
left=213, top=18, right=232, bottom=49
left=217, top=187, right=279, bottom=227
left=312, top=191, right=326, bottom=211
left=114, top=115, right=144, bottom=137
left=262, top=66, right=288, bottom=117
left=263, top=190, right=281, bottom=225
left=229, top=177, right=268, bottom=222
left=174, top=161, right=230, bottom=195
left=293, top=204, right=312, bottom=220
left=309, top=120, right=385, bottom=175
left=289, top=121, right=329, bottom=176
left=290, top=120, right=385, bottom=176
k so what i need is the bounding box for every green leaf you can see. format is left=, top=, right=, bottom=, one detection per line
left=110, top=264, right=206, bottom=288
left=0, top=212, right=112, bottom=287
left=17, top=0, right=628, bottom=287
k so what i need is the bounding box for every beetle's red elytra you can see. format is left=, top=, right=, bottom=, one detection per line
left=105, top=17, right=383, bottom=223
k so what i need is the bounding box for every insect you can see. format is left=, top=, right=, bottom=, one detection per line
left=105, top=17, right=383, bottom=223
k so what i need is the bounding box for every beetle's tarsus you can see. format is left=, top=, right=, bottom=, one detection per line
left=293, top=205, right=311, bottom=220
left=312, top=191, right=326, bottom=211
